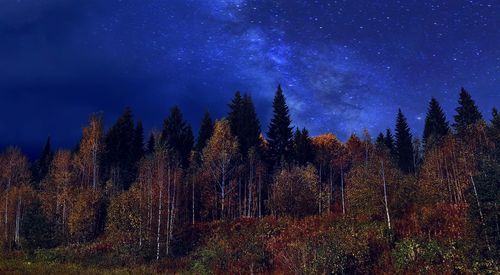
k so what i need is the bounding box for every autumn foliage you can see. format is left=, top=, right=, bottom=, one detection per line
left=0, top=86, right=498, bottom=273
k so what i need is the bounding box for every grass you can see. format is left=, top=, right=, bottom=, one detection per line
left=0, top=259, right=160, bottom=275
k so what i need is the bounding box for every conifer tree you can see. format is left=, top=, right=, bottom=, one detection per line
left=147, top=133, right=156, bottom=154
left=228, top=92, right=261, bottom=156
left=132, top=121, right=144, bottom=163
left=267, top=85, right=293, bottom=167
left=384, top=129, right=397, bottom=160
left=453, top=88, right=483, bottom=136
left=161, top=106, right=194, bottom=168
left=423, top=97, right=450, bottom=149
left=293, top=128, right=314, bottom=166
left=395, top=109, right=414, bottom=173
left=32, top=136, right=53, bottom=186
left=104, top=108, right=136, bottom=190
left=376, top=132, right=385, bottom=148
left=196, top=111, right=214, bottom=152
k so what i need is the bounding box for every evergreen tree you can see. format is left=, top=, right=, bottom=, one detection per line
left=384, top=129, right=397, bottom=159
left=104, top=107, right=136, bottom=190
left=240, top=94, right=261, bottom=154
left=453, top=87, right=483, bottom=135
left=196, top=111, right=214, bottom=152
left=32, top=136, right=53, bottom=186
left=267, top=85, right=293, bottom=167
left=161, top=106, right=194, bottom=168
left=228, top=91, right=243, bottom=138
left=376, top=132, right=385, bottom=149
left=293, top=127, right=314, bottom=166
left=132, top=120, right=144, bottom=163
left=147, top=133, right=156, bottom=154
left=395, top=109, right=414, bottom=173
left=488, top=108, right=500, bottom=158
left=228, top=92, right=261, bottom=156
left=423, top=97, right=450, bottom=149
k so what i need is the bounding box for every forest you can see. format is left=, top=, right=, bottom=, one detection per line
left=0, top=85, right=498, bottom=274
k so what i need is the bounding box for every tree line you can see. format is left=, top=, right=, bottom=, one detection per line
left=0, top=85, right=498, bottom=264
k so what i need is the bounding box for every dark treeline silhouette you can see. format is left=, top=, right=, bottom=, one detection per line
left=0, top=85, right=498, bottom=273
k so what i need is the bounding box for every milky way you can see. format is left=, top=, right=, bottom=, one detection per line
left=0, top=0, right=498, bottom=155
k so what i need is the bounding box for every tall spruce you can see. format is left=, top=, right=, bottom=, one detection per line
left=104, top=107, right=136, bottom=190
left=293, top=127, right=314, bottom=166
left=384, top=129, right=397, bottom=160
left=488, top=108, right=500, bottom=157
left=453, top=88, right=483, bottom=136
left=228, top=92, right=261, bottom=156
left=376, top=132, right=385, bottom=148
left=32, top=136, right=53, bottom=186
left=161, top=106, right=194, bottom=168
left=395, top=109, right=414, bottom=173
left=423, top=97, right=450, bottom=149
left=147, top=133, right=156, bottom=154
left=132, top=121, right=144, bottom=163
left=267, top=85, right=293, bottom=167
left=196, top=111, right=214, bottom=152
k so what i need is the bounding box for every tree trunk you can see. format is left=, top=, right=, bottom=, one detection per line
left=381, top=161, right=391, bottom=230
left=471, top=175, right=491, bottom=252
left=341, top=164, right=345, bottom=216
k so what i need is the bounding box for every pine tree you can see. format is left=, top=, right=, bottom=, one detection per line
left=384, top=129, right=397, bottom=160
left=267, top=85, right=293, bottom=167
left=423, top=97, right=450, bottom=149
left=228, top=92, right=261, bottom=156
left=147, top=133, right=156, bottom=154
left=161, top=106, right=194, bottom=168
left=395, top=109, right=414, bottom=173
left=132, top=121, right=144, bottom=163
left=104, top=108, right=136, bottom=190
left=240, top=94, right=261, bottom=154
left=293, top=128, right=314, bottom=166
left=453, top=87, right=483, bottom=136
left=228, top=91, right=243, bottom=138
left=376, top=132, right=385, bottom=149
left=32, top=136, right=53, bottom=186
left=196, top=111, right=213, bottom=152
left=488, top=108, right=500, bottom=157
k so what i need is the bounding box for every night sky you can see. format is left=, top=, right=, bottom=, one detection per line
left=1, top=0, right=499, bottom=156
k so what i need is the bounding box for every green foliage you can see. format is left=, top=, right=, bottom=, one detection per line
left=423, top=97, right=450, bottom=149
left=195, top=111, right=213, bottom=152
left=267, top=85, right=293, bottom=166
left=395, top=109, right=414, bottom=173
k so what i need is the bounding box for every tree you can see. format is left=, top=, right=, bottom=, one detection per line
left=68, top=189, right=104, bottom=243
left=132, top=120, right=145, bottom=163
left=75, top=113, right=104, bottom=190
left=384, top=129, right=397, bottom=160
left=453, top=87, right=483, bottom=136
left=41, top=150, right=75, bottom=243
left=147, top=133, right=156, bottom=154
left=488, top=108, right=500, bottom=158
left=269, top=165, right=319, bottom=218
left=196, top=111, right=213, bottom=152
left=267, top=85, right=293, bottom=167
left=104, top=108, right=136, bottom=190
left=202, top=120, right=239, bottom=219
left=395, top=109, right=414, bottom=173
left=423, top=97, right=450, bottom=149
left=228, top=92, right=261, bottom=156
left=32, top=136, right=53, bottom=187
left=293, top=128, right=314, bottom=166
left=0, top=147, right=32, bottom=250
left=20, top=198, right=56, bottom=251
left=312, top=134, right=343, bottom=214
left=161, top=106, right=194, bottom=168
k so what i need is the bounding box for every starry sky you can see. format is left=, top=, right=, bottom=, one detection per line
left=0, top=0, right=499, bottom=156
